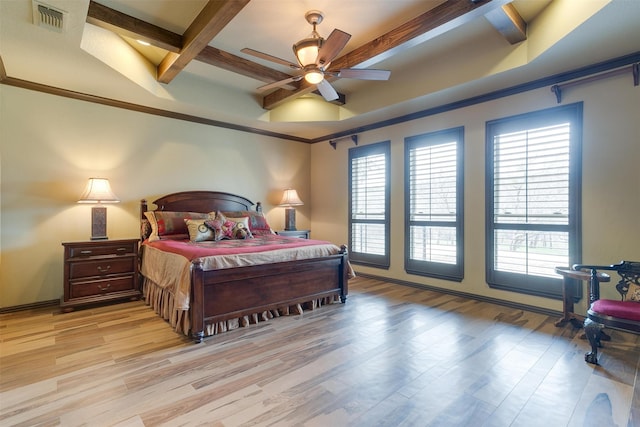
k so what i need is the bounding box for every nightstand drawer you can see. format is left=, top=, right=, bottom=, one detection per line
left=67, top=241, right=137, bottom=259
left=70, top=275, right=136, bottom=298
left=62, top=238, right=141, bottom=311
left=69, top=257, right=135, bottom=279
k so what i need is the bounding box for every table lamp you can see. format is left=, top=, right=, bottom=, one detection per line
left=78, top=178, right=120, bottom=240
left=279, top=188, right=304, bottom=231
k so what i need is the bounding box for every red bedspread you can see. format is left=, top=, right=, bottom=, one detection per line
left=144, top=234, right=331, bottom=261
left=140, top=234, right=346, bottom=312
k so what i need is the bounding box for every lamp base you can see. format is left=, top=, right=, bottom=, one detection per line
left=284, top=208, right=297, bottom=231
left=91, top=206, right=108, bottom=240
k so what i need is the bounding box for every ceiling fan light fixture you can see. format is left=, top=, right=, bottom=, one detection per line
left=244, top=9, right=388, bottom=103
left=304, top=69, right=324, bottom=84
left=293, top=10, right=325, bottom=67
left=293, top=37, right=323, bottom=67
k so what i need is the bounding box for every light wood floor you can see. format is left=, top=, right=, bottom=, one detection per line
left=1, top=277, right=639, bottom=426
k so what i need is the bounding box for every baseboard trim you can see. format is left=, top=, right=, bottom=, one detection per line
left=0, top=299, right=59, bottom=314
left=355, top=272, right=563, bottom=318
left=0, top=277, right=563, bottom=318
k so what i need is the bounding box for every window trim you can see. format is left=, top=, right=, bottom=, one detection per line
left=404, top=126, right=464, bottom=281
left=348, top=141, right=391, bottom=269
left=485, top=103, right=583, bottom=299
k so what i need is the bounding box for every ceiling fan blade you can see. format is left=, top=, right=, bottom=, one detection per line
left=257, top=76, right=302, bottom=92
left=337, top=68, right=391, bottom=80
left=316, top=79, right=339, bottom=101
left=241, top=48, right=300, bottom=69
left=316, top=29, right=351, bottom=67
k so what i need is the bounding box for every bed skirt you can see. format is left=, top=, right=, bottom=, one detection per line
left=142, top=277, right=339, bottom=337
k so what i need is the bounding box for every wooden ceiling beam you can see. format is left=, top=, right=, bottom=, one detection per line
left=86, top=0, right=297, bottom=87
left=157, top=0, right=250, bottom=84
left=484, top=3, right=527, bottom=44
left=87, top=0, right=512, bottom=110
left=86, top=1, right=182, bottom=53
left=262, top=0, right=510, bottom=110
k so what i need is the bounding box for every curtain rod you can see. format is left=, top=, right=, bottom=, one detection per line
left=551, top=63, right=639, bottom=103
left=329, top=135, right=358, bottom=150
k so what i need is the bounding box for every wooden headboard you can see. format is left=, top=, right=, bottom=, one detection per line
left=140, top=191, right=261, bottom=220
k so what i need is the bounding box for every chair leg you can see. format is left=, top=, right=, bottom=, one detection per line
left=584, top=318, right=603, bottom=364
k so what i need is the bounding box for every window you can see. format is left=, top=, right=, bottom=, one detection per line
left=349, top=141, right=390, bottom=268
left=405, top=127, right=464, bottom=281
left=486, top=103, right=582, bottom=298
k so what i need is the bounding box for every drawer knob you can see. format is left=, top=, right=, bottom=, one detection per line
left=98, top=283, right=111, bottom=292
left=97, top=265, right=111, bottom=273
left=117, top=247, right=127, bottom=253
left=80, top=250, right=92, bottom=255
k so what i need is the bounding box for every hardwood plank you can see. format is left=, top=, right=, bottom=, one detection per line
left=1, top=277, right=638, bottom=426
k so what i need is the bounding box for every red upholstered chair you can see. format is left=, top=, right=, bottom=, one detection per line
left=572, top=261, right=640, bottom=364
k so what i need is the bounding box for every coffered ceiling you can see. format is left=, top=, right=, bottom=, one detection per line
left=1, top=0, right=639, bottom=141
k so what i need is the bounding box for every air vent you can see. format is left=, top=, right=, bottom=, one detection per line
left=32, top=1, right=67, bottom=32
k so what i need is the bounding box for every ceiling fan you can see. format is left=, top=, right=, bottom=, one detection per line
left=241, top=10, right=391, bottom=102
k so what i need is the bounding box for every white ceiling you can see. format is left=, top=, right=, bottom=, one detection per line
left=1, top=0, right=639, bottom=141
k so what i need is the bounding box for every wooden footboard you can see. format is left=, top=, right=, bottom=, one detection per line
left=190, top=245, right=349, bottom=343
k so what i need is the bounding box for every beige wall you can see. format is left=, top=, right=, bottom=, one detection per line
left=2, top=72, right=638, bottom=312
left=310, top=73, right=640, bottom=316
left=0, top=85, right=311, bottom=308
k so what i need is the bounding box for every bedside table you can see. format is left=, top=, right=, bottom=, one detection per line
left=61, top=239, right=141, bottom=311
left=276, top=230, right=310, bottom=239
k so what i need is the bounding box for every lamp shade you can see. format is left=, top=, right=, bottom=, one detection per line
left=279, top=189, right=304, bottom=207
left=294, top=37, right=322, bottom=67
left=78, top=178, right=120, bottom=203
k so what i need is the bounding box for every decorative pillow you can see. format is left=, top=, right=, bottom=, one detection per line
left=185, top=218, right=216, bottom=242
left=145, top=211, right=210, bottom=241
left=206, top=213, right=253, bottom=239
left=225, top=215, right=249, bottom=227
left=231, top=221, right=252, bottom=239
left=220, top=210, right=273, bottom=236
left=203, top=219, right=228, bottom=241
left=141, top=218, right=152, bottom=240
left=628, top=283, right=640, bottom=302
left=224, top=216, right=253, bottom=239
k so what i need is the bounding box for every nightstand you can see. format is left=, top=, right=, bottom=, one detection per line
left=61, top=239, right=141, bottom=311
left=276, top=230, right=310, bottom=239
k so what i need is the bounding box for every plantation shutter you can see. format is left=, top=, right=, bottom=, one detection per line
left=492, top=123, right=570, bottom=277
left=405, top=127, right=464, bottom=281
left=486, top=102, right=582, bottom=299
left=409, top=141, right=458, bottom=264
left=349, top=141, right=390, bottom=268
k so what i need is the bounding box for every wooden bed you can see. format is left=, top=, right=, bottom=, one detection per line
left=140, top=191, right=349, bottom=343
